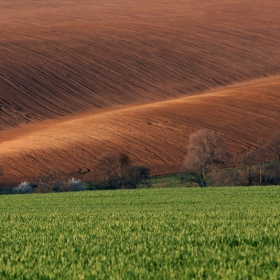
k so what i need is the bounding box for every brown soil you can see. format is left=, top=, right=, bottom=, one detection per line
left=1, top=75, right=280, bottom=184
left=0, top=0, right=280, bottom=184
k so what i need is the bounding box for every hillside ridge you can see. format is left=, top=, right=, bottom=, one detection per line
left=1, top=0, right=280, bottom=129
left=1, top=75, right=280, bottom=184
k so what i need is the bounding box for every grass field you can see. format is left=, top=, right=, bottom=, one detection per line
left=0, top=187, right=279, bottom=279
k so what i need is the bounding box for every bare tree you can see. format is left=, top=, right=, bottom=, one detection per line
left=184, top=129, right=227, bottom=187
left=238, top=149, right=255, bottom=186
left=121, top=164, right=150, bottom=189
left=255, top=140, right=268, bottom=185
left=97, top=153, right=150, bottom=189
left=119, top=153, right=130, bottom=186
left=263, top=162, right=279, bottom=185
left=268, top=131, right=280, bottom=184
left=97, top=153, right=120, bottom=189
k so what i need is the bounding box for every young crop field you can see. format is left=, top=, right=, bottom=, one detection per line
left=0, top=187, right=279, bottom=279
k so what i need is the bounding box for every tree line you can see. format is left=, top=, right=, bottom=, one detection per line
left=7, top=152, right=150, bottom=194
left=7, top=128, right=280, bottom=194
left=93, top=153, right=150, bottom=190
left=183, top=129, right=280, bottom=187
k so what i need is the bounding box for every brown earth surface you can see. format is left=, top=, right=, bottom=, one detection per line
left=0, top=0, right=280, bottom=184
left=1, top=76, right=280, bottom=184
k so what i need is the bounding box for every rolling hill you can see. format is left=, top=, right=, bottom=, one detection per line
left=1, top=76, right=280, bottom=184
left=0, top=0, right=280, bottom=184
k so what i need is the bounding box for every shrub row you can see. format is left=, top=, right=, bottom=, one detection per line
left=12, top=178, right=85, bottom=194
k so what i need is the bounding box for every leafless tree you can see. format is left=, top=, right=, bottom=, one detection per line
left=97, top=153, right=120, bottom=189
left=121, top=164, right=150, bottom=189
left=262, top=163, right=279, bottom=185
left=119, top=153, right=130, bottom=186
left=184, top=129, right=227, bottom=187
left=238, top=149, right=256, bottom=186
left=97, top=152, right=150, bottom=189
left=267, top=130, right=280, bottom=184
left=255, top=140, right=268, bottom=185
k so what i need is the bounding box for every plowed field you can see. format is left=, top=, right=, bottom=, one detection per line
left=0, top=0, right=280, bottom=184
left=1, top=76, right=280, bottom=184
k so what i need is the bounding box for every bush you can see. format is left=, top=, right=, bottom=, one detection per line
left=33, top=177, right=86, bottom=193
left=211, top=169, right=241, bottom=186
left=52, top=180, right=65, bottom=192
left=12, top=181, right=33, bottom=194
left=67, top=178, right=85, bottom=191
left=121, top=165, right=150, bottom=189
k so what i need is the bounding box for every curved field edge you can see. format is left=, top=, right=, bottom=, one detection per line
left=0, top=186, right=280, bottom=279
left=0, top=76, right=280, bottom=184
left=1, top=0, right=280, bottom=128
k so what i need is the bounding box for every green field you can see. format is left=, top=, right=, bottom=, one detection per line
left=0, top=187, right=279, bottom=279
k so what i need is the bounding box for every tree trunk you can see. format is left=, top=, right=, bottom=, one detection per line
left=259, top=161, right=262, bottom=185
left=199, top=174, right=207, bottom=187
left=247, top=166, right=252, bottom=186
